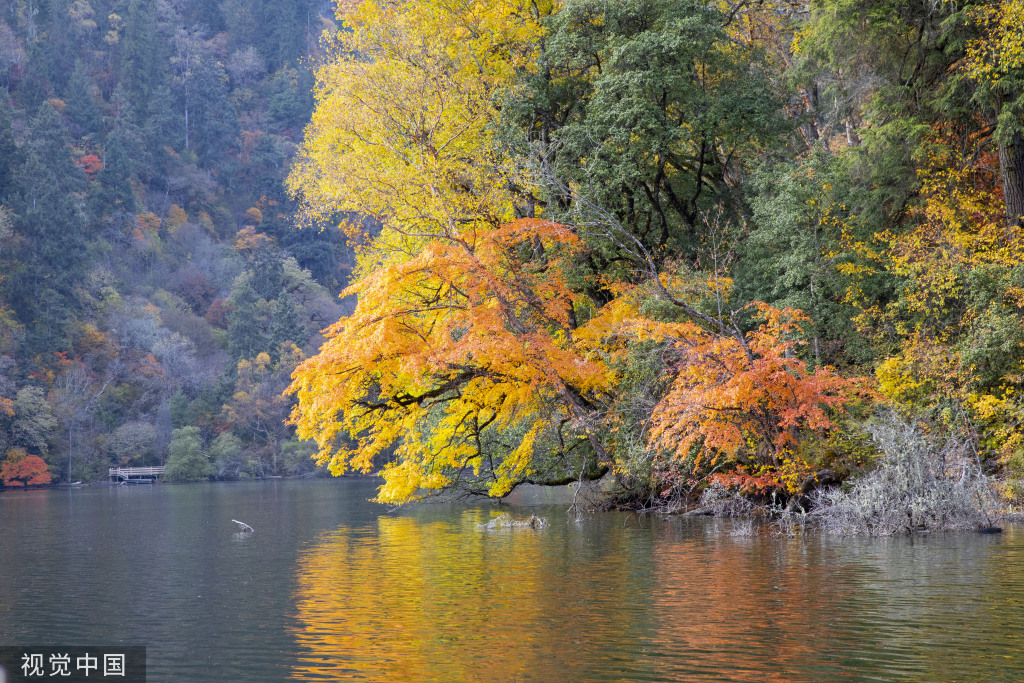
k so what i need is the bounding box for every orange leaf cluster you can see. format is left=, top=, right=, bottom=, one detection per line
left=649, top=304, right=868, bottom=471
left=76, top=153, right=103, bottom=178
left=288, top=219, right=612, bottom=502
left=1, top=451, right=52, bottom=487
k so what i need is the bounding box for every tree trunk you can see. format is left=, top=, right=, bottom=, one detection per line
left=999, top=129, right=1024, bottom=228
left=67, top=409, right=74, bottom=482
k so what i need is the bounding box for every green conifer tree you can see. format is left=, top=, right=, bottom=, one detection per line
left=0, top=95, right=18, bottom=200
left=94, top=130, right=137, bottom=217
left=7, top=103, right=89, bottom=350
left=227, top=279, right=269, bottom=360
left=64, top=60, right=102, bottom=139
left=269, top=290, right=302, bottom=352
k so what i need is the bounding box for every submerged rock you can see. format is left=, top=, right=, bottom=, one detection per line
left=479, top=513, right=548, bottom=530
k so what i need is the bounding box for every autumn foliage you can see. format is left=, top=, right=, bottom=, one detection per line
left=648, top=305, right=869, bottom=494
left=1, top=449, right=52, bottom=487
left=864, top=139, right=1024, bottom=495
left=289, top=219, right=612, bottom=502
left=76, top=153, right=103, bottom=178
left=286, top=0, right=875, bottom=505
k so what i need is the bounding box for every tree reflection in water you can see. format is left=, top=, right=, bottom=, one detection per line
left=289, top=510, right=1024, bottom=681
left=289, top=508, right=650, bottom=681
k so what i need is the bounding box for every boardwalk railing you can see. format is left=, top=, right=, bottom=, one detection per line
left=109, top=466, right=165, bottom=483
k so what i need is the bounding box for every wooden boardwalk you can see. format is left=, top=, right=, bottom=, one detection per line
left=109, top=466, right=165, bottom=483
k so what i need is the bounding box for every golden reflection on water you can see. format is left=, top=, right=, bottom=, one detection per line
left=288, top=510, right=1024, bottom=682
left=289, top=509, right=639, bottom=681
left=289, top=512, right=859, bottom=681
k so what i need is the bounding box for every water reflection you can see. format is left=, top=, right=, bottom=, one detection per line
left=291, top=511, right=1024, bottom=682
left=290, top=509, right=650, bottom=680
left=643, top=526, right=1024, bottom=681
left=5, top=482, right=1024, bottom=681
left=645, top=529, right=841, bottom=681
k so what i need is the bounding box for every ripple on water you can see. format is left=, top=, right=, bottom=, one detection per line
left=3, top=482, right=1024, bottom=681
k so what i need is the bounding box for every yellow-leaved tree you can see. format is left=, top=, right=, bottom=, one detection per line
left=287, top=0, right=617, bottom=503
left=289, top=218, right=615, bottom=502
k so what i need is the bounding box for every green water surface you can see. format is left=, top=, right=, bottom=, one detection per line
left=1, top=479, right=1022, bottom=681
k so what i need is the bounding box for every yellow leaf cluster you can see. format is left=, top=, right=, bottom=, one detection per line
left=288, top=0, right=545, bottom=253
left=875, top=339, right=959, bottom=407
left=965, top=0, right=1024, bottom=84
left=863, top=145, right=1019, bottom=342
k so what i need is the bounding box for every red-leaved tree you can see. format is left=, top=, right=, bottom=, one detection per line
left=1, top=449, right=52, bottom=487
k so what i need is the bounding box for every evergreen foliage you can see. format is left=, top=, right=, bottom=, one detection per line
left=0, top=0, right=335, bottom=487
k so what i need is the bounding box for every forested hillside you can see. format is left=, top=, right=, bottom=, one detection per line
left=0, top=0, right=351, bottom=485
left=286, top=0, right=1024, bottom=508
left=4, top=0, right=1023, bottom=509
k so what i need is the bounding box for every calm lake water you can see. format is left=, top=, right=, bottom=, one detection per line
left=2, top=478, right=1024, bottom=681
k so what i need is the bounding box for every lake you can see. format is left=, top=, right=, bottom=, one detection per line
left=2, top=478, right=1024, bottom=681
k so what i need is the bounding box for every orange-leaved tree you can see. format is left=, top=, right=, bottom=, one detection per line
left=288, top=219, right=614, bottom=503
left=1, top=448, right=52, bottom=487
left=648, top=303, right=868, bottom=494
